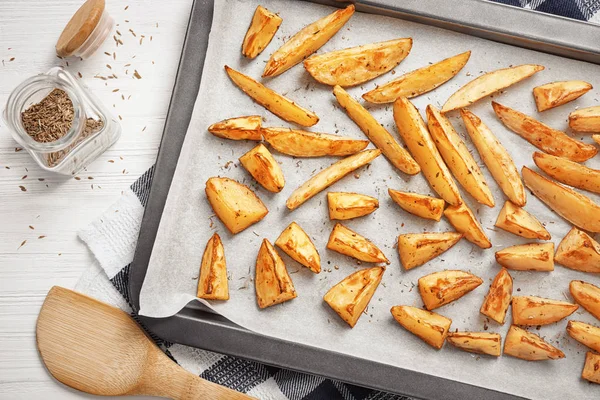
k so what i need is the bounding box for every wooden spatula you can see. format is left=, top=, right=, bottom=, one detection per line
left=36, top=286, right=254, bottom=399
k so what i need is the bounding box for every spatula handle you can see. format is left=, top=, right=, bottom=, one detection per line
left=134, top=348, right=255, bottom=399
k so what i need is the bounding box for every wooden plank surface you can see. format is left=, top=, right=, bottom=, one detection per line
left=0, top=0, right=192, bottom=398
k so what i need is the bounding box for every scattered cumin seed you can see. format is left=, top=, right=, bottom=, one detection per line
left=108, top=160, right=114, bottom=163
left=74, top=176, right=81, bottom=180
left=21, top=175, right=27, bottom=179
left=17, top=240, right=26, bottom=249
left=9, top=57, right=15, bottom=62
left=150, top=36, right=152, bottom=41
left=78, top=72, right=82, bottom=78
left=124, top=5, right=128, bottom=10
left=15, top=147, right=23, bottom=152
left=104, top=51, right=111, bottom=56
left=38, top=235, right=46, bottom=239
left=118, top=39, right=123, bottom=45
left=133, top=70, right=142, bottom=79
left=116, top=30, right=122, bottom=36
left=142, top=126, right=147, bottom=132
left=29, top=225, right=34, bottom=230
left=19, top=185, right=26, bottom=191
left=88, top=176, right=93, bottom=180
left=113, top=52, right=116, bottom=60
left=129, top=29, right=136, bottom=37
left=106, top=64, right=112, bottom=69
left=124, top=63, right=131, bottom=67
left=121, top=94, right=125, bottom=100
left=112, top=88, right=119, bottom=92
left=118, top=115, right=122, bottom=120
left=38, top=178, right=45, bottom=181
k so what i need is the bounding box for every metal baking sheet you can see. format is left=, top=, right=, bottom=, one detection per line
left=129, top=1, right=600, bottom=399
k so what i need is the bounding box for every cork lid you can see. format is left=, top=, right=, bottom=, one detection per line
left=56, top=0, right=105, bottom=57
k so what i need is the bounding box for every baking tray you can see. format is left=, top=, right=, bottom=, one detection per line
left=129, top=1, right=600, bottom=398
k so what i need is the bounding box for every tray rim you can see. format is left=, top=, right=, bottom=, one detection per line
left=129, top=1, right=600, bottom=399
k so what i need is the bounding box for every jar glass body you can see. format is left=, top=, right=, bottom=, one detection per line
left=3, top=67, right=121, bottom=175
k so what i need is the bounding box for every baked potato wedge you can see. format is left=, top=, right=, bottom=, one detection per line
left=255, top=239, right=297, bottom=308
left=582, top=352, right=600, bottom=384
left=398, top=232, right=462, bottom=270
left=263, top=5, right=354, bottom=77
left=461, top=109, right=526, bottom=206
left=327, top=223, right=388, bottom=263
left=427, top=105, right=494, bottom=207
left=493, top=102, right=597, bottom=162
left=333, top=86, right=420, bottom=175
left=522, top=166, right=600, bottom=232
left=208, top=115, right=262, bottom=141
left=225, top=65, right=319, bottom=127
left=239, top=143, right=285, bottom=193
left=504, top=325, right=565, bottom=361
left=444, top=202, right=492, bottom=249
left=442, top=64, right=544, bottom=113
left=555, top=228, right=600, bottom=274
left=447, top=332, right=502, bottom=357
left=205, top=177, right=268, bottom=234
left=304, top=38, right=412, bottom=87
left=388, top=190, right=444, bottom=221
left=324, top=266, right=385, bottom=328
left=327, top=192, right=378, bottom=220
left=362, top=51, right=471, bottom=103
left=275, top=222, right=320, bottom=273
left=494, top=201, right=550, bottom=240
left=495, top=243, right=555, bottom=272
left=261, top=127, right=368, bottom=157
left=418, top=270, right=483, bottom=310
left=570, top=280, right=600, bottom=320
left=197, top=233, right=229, bottom=301
left=390, top=305, right=452, bottom=349
left=533, top=80, right=592, bottom=112
left=567, top=320, right=600, bottom=353
left=393, top=97, right=462, bottom=204
left=480, top=268, right=513, bottom=324
left=533, top=152, right=600, bottom=194
left=512, top=296, right=578, bottom=326
left=569, top=106, right=600, bottom=133
left=242, top=5, right=282, bottom=59
left=286, top=149, right=381, bottom=210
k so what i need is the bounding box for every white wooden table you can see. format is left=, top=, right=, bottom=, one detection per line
left=0, top=0, right=192, bottom=398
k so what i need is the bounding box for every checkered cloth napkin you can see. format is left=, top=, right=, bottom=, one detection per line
left=75, top=2, right=599, bottom=399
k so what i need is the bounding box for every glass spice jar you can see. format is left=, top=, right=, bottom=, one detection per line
left=2, top=66, right=121, bottom=175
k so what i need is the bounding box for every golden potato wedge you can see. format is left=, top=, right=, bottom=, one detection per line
left=255, top=239, right=297, bottom=309
left=512, top=296, right=578, bottom=326
left=388, top=190, right=444, bottom=221
left=569, top=106, right=600, bottom=132
left=327, top=223, right=388, bottom=263
left=261, top=127, right=368, bottom=157
left=442, top=64, right=544, bottom=113
left=461, top=109, right=526, bottom=206
left=275, top=222, right=320, bottom=273
left=444, top=202, right=492, bottom=249
left=225, top=65, right=318, bottom=127
left=582, top=352, right=600, bottom=384
left=570, top=280, right=600, bottom=321
left=239, top=143, right=285, bottom=193
left=242, top=5, right=282, bottom=59
left=447, top=332, right=502, bottom=356
left=522, top=167, right=600, bottom=233
left=286, top=149, right=381, bottom=210
left=493, top=102, right=597, bottom=162
left=393, top=97, right=462, bottom=205
left=480, top=268, right=513, bottom=324
left=207, top=115, right=262, bottom=141
left=503, top=325, right=565, bottom=361
left=324, top=266, right=385, bottom=328
left=533, top=152, right=600, bottom=194
left=205, top=177, right=268, bottom=234
left=495, top=243, right=554, bottom=272
left=327, top=192, right=378, bottom=220
left=197, top=233, right=229, bottom=301
left=427, top=105, right=494, bottom=207
left=390, top=305, right=452, bottom=349
left=567, top=320, right=600, bottom=353
left=495, top=201, right=550, bottom=240
left=398, top=232, right=462, bottom=270
left=304, top=38, right=412, bottom=87
left=418, top=270, right=483, bottom=310
left=333, top=86, right=420, bottom=175
left=362, top=51, right=471, bottom=103
left=263, top=5, right=354, bottom=77
left=555, top=228, right=600, bottom=274
left=533, top=80, right=592, bottom=112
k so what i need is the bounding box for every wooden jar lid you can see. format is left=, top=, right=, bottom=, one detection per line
left=56, top=0, right=105, bottom=57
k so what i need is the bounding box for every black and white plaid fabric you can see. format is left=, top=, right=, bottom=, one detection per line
left=102, top=2, right=598, bottom=399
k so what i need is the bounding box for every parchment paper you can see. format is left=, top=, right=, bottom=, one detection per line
left=140, top=1, right=600, bottom=398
